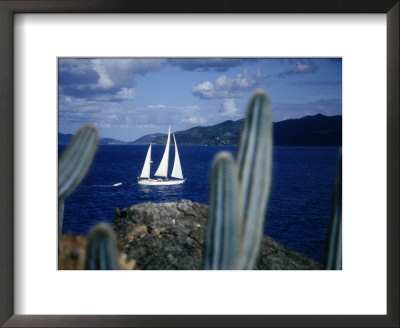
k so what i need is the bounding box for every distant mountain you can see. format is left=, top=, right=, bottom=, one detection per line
left=153, top=114, right=342, bottom=146
left=58, top=133, right=127, bottom=145
left=59, top=114, right=342, bottom=147
left=153, top=120, right=243, bottom=146
left=98, top=138, right=128, bottom=145
left=130, top=133, right=166, bottom=145
left=274, top=114, right=342, bottom=146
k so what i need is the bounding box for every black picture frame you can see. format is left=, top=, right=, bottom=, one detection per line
left=0, top=1, right=398, bottom=327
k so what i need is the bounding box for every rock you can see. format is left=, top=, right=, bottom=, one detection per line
left=255, top=236, right=322, bottom=270
left=112, top=200, right=323, bottom=270
left=112, top=200, right=207, bottom=270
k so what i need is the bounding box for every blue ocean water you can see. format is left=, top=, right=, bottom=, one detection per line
left=59, top=145, right=340, bottom=264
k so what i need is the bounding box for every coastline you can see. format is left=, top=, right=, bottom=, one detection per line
left=59, top=199, right=323, bottom=270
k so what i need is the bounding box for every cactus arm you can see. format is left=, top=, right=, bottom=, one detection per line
left=325, top=150, right=342, bottom=270
left=85, top=223, right=120, bottom=270
left=205, top=152, right=242, bottom=270
left=236, top=91, right=273, bottom=269
left=58, top=125, right=98, bottom=200
left=58, top=125, right=98, bottom=233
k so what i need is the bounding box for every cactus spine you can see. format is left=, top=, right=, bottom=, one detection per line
left=85, top=223, right=120, bottom=270
left=58, top=125, right=98, bottom=233
left=206, top=91, right=273, bottom=270
left=325, top=150, right=342, bottom=270
left=206, top=152, right=242, bottom=269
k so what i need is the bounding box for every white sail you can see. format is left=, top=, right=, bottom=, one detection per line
left=171, top=133, right=183, bottom=179
left=140, top=144, right=152, bottom=178
left=154, top=126, right=171, bottom=177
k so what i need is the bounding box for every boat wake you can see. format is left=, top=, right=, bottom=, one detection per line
left=85, top=183, right=123, bottom=188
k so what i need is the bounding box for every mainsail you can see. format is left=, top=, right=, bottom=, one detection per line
left=171, top=133, right=183, bottom=179
left=154, top=126, right=171, bottom=177
left=138, top=126, right=185, bottom=185
left=140, top=144, right=152, bottom=178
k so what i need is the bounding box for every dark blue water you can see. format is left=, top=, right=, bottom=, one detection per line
left=59, top=145, right=340, bottom=264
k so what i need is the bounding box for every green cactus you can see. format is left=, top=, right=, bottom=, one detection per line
left=205, top=152, right=242, bottom=269
left=85, top=223, right=120, bottom=270
left=58, top=125, right=98, bottom=233
left=236, top=90, right=273, bottom=269
left=325, top=150, right=342, bottom=270
left=205, top=91, right=273, bottom=270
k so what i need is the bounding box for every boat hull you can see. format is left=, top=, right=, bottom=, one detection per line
left=138, top=179, right=185, bottom=186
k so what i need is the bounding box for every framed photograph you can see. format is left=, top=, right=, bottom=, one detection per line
left=1, top=1, right=398, bottom=327
left=57, top=56, right=341, bottom=272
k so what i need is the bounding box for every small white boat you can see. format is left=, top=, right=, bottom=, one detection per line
left=138, top=126, right=186, bottom=185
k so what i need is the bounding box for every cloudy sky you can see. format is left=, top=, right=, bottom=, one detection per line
left=58, top=58, right=341, bottom=141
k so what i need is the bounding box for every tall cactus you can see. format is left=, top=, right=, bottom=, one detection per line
left=58, top=125, right=98, bottom=233
left=236, top=91, right=273, bottom=269
left=205, top=91, right=273, bottom=270
left=205, top=152, right=242, bottom=269
left=325, top=150, right=342, bottom=270
left=85, top=223, right=120, bottom=270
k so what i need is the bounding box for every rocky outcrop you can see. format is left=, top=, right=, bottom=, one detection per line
left=112, top=200, right=323, bottom=270
left=112, top=200, right=207, bottom=270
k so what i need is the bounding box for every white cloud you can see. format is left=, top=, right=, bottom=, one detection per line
left=59, top=58, right=93, bottom=74
left=293, top=62, right=317, bottom=73
left=133, top=124, right=158, bottom=130
left=192, top=69, right=261, bottom=99
left=219, top=99, right=241, bottom=118
left=276, top=61, right=318, bottom=78
left=90, top=59, right=167, bottom=90
left=146, top=104, right=200, bottom=111
left=147, top=105, right=167, bottom=109
left=91, top=59, right=114, bottom=89
left=192, top=81, right=217, bottom=98
left=60, top=58, right=168, bottom=103
left=180, top=116, right=206, bottom=125
left=115, top=88, right=135, bottom=100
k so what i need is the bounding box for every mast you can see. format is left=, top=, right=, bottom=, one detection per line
left=154, top=126, right=171, bottom=178
left=171, top=133, right=183, bottom=179
left=139, top=144, right=152, bottom=178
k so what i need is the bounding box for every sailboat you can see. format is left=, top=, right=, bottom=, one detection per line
left=137, top=126, right=186, bottom=185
